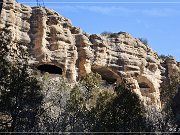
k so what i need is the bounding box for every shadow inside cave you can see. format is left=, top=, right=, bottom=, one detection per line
left=37, top=64, right=62, bottom=75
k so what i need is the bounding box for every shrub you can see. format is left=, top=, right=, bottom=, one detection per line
left=101, top=31, right=119, bottom=38
left=92, top=85, right=146, bottom=132
left=108, top=33, right=119, bottom=38
left=0, top=28, right=43, bottom=132
left=100, top=31, right=112, bottom=36
left=138, top=38, right=149, bottom=46
left=159, top=54, right=174, bottom=62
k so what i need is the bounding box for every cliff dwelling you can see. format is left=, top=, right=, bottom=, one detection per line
left=2, top=0, right=179, bottom=108
left=92, top=68, right=118, bottom=85
left=139, top=82, right=151, bottom=93
left=37, top=64, right=63, bottom=75
left=137, top=77, right=156, bottom=105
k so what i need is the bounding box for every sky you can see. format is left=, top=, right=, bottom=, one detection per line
left=18, top=0, right=180, bottom=61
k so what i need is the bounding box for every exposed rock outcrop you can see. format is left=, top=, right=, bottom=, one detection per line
left=165, top=57, right=180, bottom=78
left=0, top=0, right=31, bottom=61
left=1, top=0, right=179, bottom=109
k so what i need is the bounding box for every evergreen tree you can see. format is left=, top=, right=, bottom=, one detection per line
left=65, top=85, right=87, bottom=132
left=0, top=29, right=43, bottom=132
left=37, top=76, right=71, bottom=132
left=92, top=85, right=146, bottom=132
left=91, top=89, right=116, bottom=132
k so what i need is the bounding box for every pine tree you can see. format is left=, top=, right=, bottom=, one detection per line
left=92, top=85, right=146, bottom=132
left=65, top=85, right=87, bottom=132
left=0, top=28, right=43, bottom=132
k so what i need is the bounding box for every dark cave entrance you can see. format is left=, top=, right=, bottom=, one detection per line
left=138, top=82, right=150, bottom=92
left=138, top=81, right=155, bottom=104
left=92, top=68, right=117, bottom=85
left=37, top=64, right=63, bottom=75
left=139, top=82, right=150, bottom=89
left=138, top=82, right=151, bottom=95
left=102, top=75, right=117, bottom=85
left=0, top=0, right=3, bottom=14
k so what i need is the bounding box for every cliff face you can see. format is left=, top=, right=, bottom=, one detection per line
left=0, top=0, right=31, bottom=60
left=1, top=0, right=179, bottom=108
left=89, top=33, right=163, bottom=107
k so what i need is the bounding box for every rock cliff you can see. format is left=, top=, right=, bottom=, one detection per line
left=0, top=0, right=179, bottom=108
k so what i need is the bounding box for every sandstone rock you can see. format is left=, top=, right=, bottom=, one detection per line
left=160, top=57, right=180, bottom=81
left=1, top=0, right=176, bottom=109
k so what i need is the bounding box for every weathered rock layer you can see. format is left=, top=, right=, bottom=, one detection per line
left=0, top=0, right=180, bottom=108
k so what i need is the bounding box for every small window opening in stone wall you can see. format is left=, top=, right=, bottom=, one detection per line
left=37, top=64, right=62, bottom=74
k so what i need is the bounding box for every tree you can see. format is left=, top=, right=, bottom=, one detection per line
left=81, top=72, right=102, bottom=108
left=36, top=75, right=71, bottom=132
left=100, top=31, right=119, bottom=38
left=138, top=38, right=149, bottom=46
left=64, top=72, right=109, bottom=132
left=100, top=31, right=112, bottom=36
left=0, top=65, right=43, bottom=132
left=158, top=71, right=180, bottom=132
left=91, top=89, right=116, bottom=132
left=81, top=72, right=101, bottom=91
left=0, top=28, right=43, bottom=132
left=91, top=85, right=146, bottom=132
left=65, top=85, right=87, bottom=132
left=0, top=69, right=41, bottom=132
left=159, top=54, right=174, bottom=62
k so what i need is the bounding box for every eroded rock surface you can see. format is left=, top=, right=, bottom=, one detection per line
left=1, top=0, right=179, bottom=108
left=89, top=33, right=162, bottom=108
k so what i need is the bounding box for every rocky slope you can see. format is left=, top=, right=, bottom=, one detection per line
left=0, top=0, right=179, bottom=109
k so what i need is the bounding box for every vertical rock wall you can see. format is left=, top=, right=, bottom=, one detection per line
left=89, top=33, right=162, bottom=108
left=0, top=0, right=31, bottom=61
left=0, top=0, right=176, bottom=108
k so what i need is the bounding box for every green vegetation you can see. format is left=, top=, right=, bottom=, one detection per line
left=91, top=85, right=146, bottom=132
left=108, top=33, right=119, bottom=38
left=138, top=38, right=149, bottom=46
left=159, top=54, right=174, bottom=62
left=100, top=31, right=126, bottom=38
left=0, top=29, right=179, bottom=132
left=161, top=71, right=180, bottom=131
left=0, top=64, right=149, bottom=132
left=0, top=29, right=43, bottom=132
left=1, top=57, right=179, bottom=133
left=100, top=31, right=112, bottom=36
left=0, top=64, right=43, bottom=132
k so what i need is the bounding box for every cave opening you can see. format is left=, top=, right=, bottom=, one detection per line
left=0, top=0, right=3, bottom=14
left=139, top=82, right=150, bottom=88
left=92, top=68, right=117, bottom=85
left=37, top=64, right=62, bottom=75
left=102, top=76, right=117, bottom=85
left=138, top=82, right=150, bottom=92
